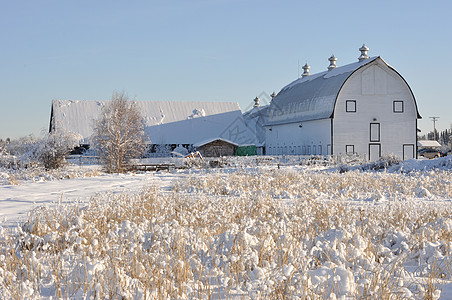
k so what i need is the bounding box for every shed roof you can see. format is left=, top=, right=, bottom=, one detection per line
left=266, top=56, right=417, bottom=125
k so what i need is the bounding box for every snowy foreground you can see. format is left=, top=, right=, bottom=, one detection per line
left=1, top=156, right=452, bottom=299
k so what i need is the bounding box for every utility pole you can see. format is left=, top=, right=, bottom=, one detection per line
left=430, top=116, right=440, bottom=141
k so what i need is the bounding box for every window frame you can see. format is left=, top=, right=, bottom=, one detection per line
left=346, top=145, right=355, bottom=154
left=393, top=100, right=404, bottom=113
left=346, top=100, right=357, bottom=113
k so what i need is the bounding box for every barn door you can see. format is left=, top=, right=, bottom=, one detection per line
left=403, top=144, right=415, bottom=160
left=369, top=123, right=381, bottom=161
left=370, top=123, right=380, bottom=142
left=369, top=144, right=381, bottom=161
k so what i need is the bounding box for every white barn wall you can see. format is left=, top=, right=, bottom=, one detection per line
left=333, top=61, right=417, bottom=159
left=266, top=119, right=331, bottom=155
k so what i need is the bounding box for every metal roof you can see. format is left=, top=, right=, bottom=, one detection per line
left=50, top=100, right=257, bottom=145
left=266, top=57, right=381, bottom=125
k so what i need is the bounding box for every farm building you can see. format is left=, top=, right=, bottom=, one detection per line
left=49, top=100, right=256, bottom=156
left=194, top=138, right=238, bottom=157
left=265, top=45, right=421, bottom=160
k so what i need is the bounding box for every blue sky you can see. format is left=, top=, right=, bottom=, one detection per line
left=1, top=0, right=451, bottom=139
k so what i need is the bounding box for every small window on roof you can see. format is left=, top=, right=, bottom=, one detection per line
left=393, top=101, right=404, bottom=113
left=346, top=100, right=356, bottom=112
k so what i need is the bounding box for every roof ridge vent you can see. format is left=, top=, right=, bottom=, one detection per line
left=358, top=44, right=370, bottom=62
left=302, top=63, right=311, bottom=78
left=328, top=54, right=337, bottom=71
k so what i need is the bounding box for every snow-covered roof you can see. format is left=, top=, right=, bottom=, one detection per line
left=50, top=100, right=257, bottom=145
left=417, top=140, right=442, bottom=147
left=145, top=110, right=257, bottom=145
left=194, top=137, right=239, bottom=148
left=266, top=57, right=382, bottom=125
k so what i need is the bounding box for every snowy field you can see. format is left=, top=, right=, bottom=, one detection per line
left=1, top=156, right=452, bottom=299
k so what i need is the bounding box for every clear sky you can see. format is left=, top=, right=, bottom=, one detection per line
left=1, top=0, right=451, bottom=139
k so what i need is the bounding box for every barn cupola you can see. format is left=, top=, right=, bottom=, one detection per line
left=328, top=54, right=337, bottom=71
left=302, top=63, right=311, bottom=78
left=253, top=96, right=260, bottom=108
left=358, top=44, right=370, bottom=62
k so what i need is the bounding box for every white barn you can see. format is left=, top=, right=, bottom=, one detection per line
left=265, top=45, right=421, bottom=160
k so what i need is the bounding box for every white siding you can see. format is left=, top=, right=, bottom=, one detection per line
left=333, top=61, right=417, bottom=160
left=266, top=119, right=331, bottom=155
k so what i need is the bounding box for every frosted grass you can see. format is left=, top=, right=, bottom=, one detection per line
left=1, top=166, right=452, bottom=299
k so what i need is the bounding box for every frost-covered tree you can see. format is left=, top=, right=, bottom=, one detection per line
left=36, top=130, right=81, bottom=169
left=92, top=92, right=147, bottom=173
left=3, top=135, right=41, bottom=168
left=0, top=140, right=8, bottom=167
left=2, top=132, right=80, bottom=169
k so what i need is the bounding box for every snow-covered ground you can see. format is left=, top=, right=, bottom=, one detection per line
left=0, top=168, right=177, bottom=225
left=1, top=156, right=452, bottom=299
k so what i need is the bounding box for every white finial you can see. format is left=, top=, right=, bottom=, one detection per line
left=358, top=44, right=369, bottom=62
left=253, top=96, right=260, bottom=108
left=328, top=54, right=337, bottom=71
left=302, top=63, right=311, bottom=78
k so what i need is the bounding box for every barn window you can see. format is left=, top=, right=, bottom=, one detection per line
left=346, top=100, right=356, bottom=112
left=307, top=146, right=311, bottom=155
left=393, top=100, right=404, bottom=113
left=318, top=145, right=322, bottom=155
left=313, top=145, right=317, bottom=155
left=346, top=145, right=355, bottom=153
left=302, top=146, right=306, bottom=155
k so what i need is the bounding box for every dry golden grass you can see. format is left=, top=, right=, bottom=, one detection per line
left=1, top=169, right=451, bottom=299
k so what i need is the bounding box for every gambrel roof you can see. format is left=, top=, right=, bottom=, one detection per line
left=266, top=56, right=420, bottom=125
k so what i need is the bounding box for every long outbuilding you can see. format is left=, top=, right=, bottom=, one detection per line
left=49, top=100, right=256, bottom=155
